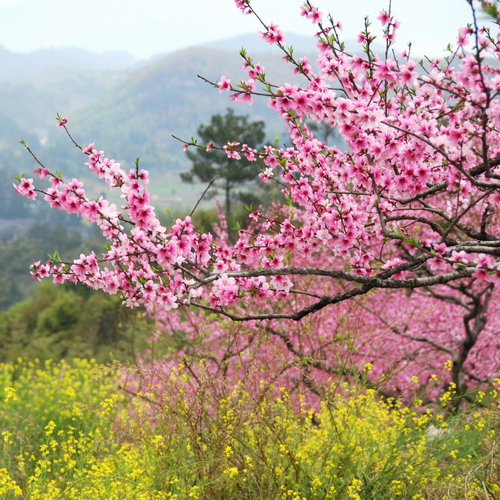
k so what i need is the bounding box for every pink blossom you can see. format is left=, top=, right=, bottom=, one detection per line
left=33, top=167, right=49, bottom=179
left=82, top=143, right=95, bottom=154
left=301, top=5, right=322, bottom=24
left=13, top=177, right=37, bottom=200
left=260, top=23, right=284, bottom=45
left=218, top=75, right=231, bottom=92
left=234, top=0, right=251, bottom=14
left=377, top=10, right=391, bottom=26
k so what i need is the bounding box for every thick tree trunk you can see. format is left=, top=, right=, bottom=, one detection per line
left=451, top=284, right=494, bottom=410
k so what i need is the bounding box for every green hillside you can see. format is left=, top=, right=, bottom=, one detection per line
left=1, top=42, right=316, bottom=212
left=68, top=47, right=300, bottom=172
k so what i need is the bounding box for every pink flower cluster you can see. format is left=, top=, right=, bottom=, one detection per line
left=259, top=23, right=284, bottom=45
left=13, top=177, right=36, bottom=200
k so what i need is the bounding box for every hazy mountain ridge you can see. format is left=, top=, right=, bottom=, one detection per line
left=205, top=32, right=382, bottom=56
left=0, top=31, right=352, bottom=164
left=0, top=45, right=137, bottom=82
left=0, top=34, right=351, bottom=210
left=205, top=32, right=319, bottom=53
left=68, top=46, right=309, bottom=173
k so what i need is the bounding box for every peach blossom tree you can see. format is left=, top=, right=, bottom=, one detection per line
left=15, top=0, right=499, bottom=403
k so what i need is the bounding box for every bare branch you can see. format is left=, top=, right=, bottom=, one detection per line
left=356, top=302, right=455, bottom=356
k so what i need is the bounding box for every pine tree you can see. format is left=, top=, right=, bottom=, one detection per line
left=180, top=108, right=266, bottom=221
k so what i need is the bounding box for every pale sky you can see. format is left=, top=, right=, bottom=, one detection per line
left=0, top=0, right=478, bottom=60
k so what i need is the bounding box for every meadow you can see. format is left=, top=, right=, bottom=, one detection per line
left=0, top=358, right=498, bottom=499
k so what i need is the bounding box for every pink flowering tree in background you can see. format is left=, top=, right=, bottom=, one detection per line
left=15, top=0, right=499, bottom=405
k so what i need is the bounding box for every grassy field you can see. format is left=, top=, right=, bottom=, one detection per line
left=0, top=359, right=498, bottom=499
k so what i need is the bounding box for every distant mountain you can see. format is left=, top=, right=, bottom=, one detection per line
left=0, top=46, right=137, bottom=82
left=205, top=32, right=319, bottom=54
left=0, top=40, right=346, bottom=210
left=0, top=110, right=41, bottom=177
left=0, top=71, right=132, bottom=139
left=204, top=32, right=384, bottom=57
left=67, top=46, right=307, bottom=173
left=0, top=35, right=375, bottom=174
left=0, top=45, right=138, bottom=141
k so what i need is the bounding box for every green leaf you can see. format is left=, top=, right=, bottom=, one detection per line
left=47, top=250, right=62, bottom=264
left=407, top=235, right=421, bottom=248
